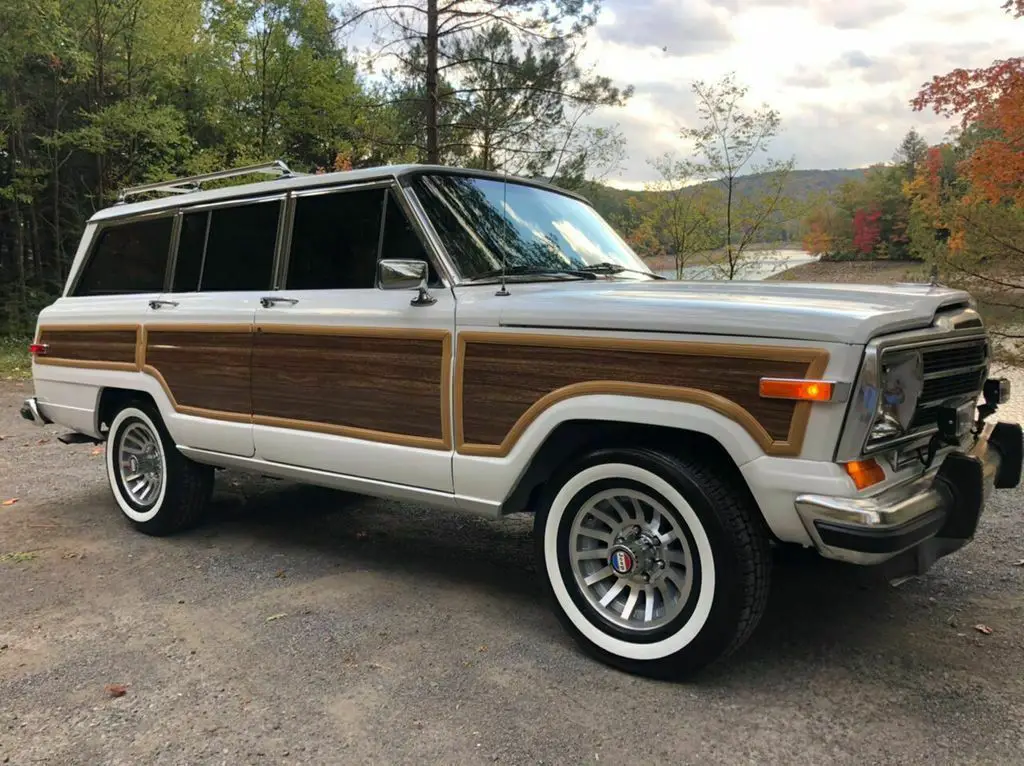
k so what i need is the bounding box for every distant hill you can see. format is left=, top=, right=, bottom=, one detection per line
left=581, top=168, right=867, bottom=225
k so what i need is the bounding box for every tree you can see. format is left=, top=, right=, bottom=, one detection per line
left=852, top=207, right=882, bottom=255
left=801, top=195, right=838, bottom=256
left=341, top=0, right=629, bottom=174
left=681, top=73, right=795, bottom=279
left=634, top=153, right=721, bottom=278
left=893, top=127, right=929, bottom=180
left=908, top=0, right=1023, bottom=343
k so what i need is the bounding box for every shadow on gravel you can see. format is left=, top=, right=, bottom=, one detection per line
left=164, top=474, right=913, bottom=682
left=193, top=478, right=543, bottom=603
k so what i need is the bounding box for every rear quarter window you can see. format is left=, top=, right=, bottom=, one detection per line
left=73, top=216, right=173, bottom=296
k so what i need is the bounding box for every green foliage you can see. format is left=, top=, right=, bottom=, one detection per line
left=344, top=1, right=629, bottom=181
left=0, top=0, right=400, bottom=335
left=0, top=335, right=32, bottom=379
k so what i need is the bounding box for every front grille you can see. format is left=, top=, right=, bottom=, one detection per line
left=906, top=339, right=989, bottom=433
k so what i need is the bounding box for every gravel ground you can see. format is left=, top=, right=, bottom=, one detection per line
left=1, top=376, right=1023, bottom=766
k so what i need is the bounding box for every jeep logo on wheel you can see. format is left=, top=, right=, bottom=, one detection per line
left=610, top=548, right=634, bottom=575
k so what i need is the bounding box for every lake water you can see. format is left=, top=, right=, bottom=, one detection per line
left=657, top=250, right=819, bottom=281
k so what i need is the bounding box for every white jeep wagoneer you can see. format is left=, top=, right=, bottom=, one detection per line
left=21, top=161, right=1023, bottom=678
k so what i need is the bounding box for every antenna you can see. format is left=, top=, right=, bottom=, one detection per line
left=495, top=153, right=511, bottom=297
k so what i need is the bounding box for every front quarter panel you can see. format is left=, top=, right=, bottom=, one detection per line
left=450, top=308, right=861, bottom=541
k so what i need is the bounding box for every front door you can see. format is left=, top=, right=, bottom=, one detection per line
left=252, top=183, right=456, bottom=493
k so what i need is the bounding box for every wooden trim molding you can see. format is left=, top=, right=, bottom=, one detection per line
left=34, top=323, right=832, bottom=460
left=454, top=331, right=831, bottom=458
left=35, top=324, right=142, bottom=372
left=35, top=322, right=453, bottom=450
left=250, top=324, right=453, bottom=450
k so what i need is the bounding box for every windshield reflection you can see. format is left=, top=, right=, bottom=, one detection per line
left=411, top=174, right=653, bottom=281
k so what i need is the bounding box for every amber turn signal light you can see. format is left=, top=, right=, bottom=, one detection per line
left=758, top=378, right=834, bottom=402
left=843, top=458, right=886, bottom=491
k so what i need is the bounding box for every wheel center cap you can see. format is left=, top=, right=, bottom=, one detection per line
left=609, top=546, right=635, bottom=576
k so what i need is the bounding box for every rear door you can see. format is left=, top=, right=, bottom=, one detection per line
left=251, top=183, right=456, bottom=492
left=144, top=195, right=286, bottom=457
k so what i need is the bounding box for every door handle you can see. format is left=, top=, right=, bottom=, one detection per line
left=260, top=296, right=299, bottom=308
left=148, top=299, right=179, bottom=309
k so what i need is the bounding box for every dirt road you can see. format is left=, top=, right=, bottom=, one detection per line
left=2, top=378, right=1023, bottom=765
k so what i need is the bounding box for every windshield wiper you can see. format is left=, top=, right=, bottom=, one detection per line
left=466, top=265, right=599, bottom=282
left=579, top=262, right=667, bottom=279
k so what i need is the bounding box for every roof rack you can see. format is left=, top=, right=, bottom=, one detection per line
left=116, top=160, right=301, bottom=203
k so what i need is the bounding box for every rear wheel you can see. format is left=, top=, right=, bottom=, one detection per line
left=105, top=401, right=213, bottom=536
left=535, top=447, right=771, bottom=679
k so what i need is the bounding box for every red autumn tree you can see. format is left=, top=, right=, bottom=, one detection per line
left=852, top=207, right=882, bottom=255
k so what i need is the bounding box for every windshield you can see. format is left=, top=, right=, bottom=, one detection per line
left=410, top=174, right=654, bottom=281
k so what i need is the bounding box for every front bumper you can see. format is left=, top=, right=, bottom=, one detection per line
left=795, top=422, right=1023, bottom=567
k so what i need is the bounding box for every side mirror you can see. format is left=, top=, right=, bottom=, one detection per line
left=379, top=259, right=436, bottom=306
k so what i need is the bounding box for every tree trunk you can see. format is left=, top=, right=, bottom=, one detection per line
left=425, top=0, right=440, bottom=163
left=726, top=176, right=735, bottom=279
left=13, top=204, right=29, bottom=331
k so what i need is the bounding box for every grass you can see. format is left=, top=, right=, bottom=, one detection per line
left=0, top=551, right=39, bottom=563
left=0, top=336, right=31, bottom=380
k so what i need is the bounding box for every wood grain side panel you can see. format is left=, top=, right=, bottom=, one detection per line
left=251, top=331, right=446, bottom=442
left=145, top=329, right=253, bottom=415
left=457, top=333, right=828, bottom=456
left=37, top=326, right=139, bottom=366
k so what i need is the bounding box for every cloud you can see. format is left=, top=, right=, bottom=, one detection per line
left=841, top=50, right=874, bottom=69
left=783, top=68, right=831, bottom=89
left=597, top=0, right=733, bottom=54
left=818, top=0, right=905, bottom=29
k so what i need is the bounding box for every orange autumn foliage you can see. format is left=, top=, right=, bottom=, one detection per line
left=912, top=2, right=1023, bottom=206
left=801, top=222, right=832, bottom=256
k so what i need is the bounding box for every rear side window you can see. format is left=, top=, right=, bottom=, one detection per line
left=200, top=200, right=281, bottom=292
left=74, top=216, right=173, bottom=296
left=286, top=188, right=385, bottom=290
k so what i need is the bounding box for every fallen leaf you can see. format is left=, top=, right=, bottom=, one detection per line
left=274, top=569, right=286, bottom=579
left=90, top=447, right=104, bottom=456
left=266, top=613, right=287, bottom=622
left=477, top=645, right=488, bottom=653
left=104, top=683, right=128, bottom=698
left=37, top=438, right=49, bottom=445
left=974, top=624, right=993, bottom=635
left=1, top=498, right=17, bottom=507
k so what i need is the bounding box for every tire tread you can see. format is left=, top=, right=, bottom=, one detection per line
left=536, top=445, right=772, bottom=679
left=111, top=399, right=213, bottom=536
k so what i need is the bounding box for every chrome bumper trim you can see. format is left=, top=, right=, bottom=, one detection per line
left=20, top=397, right=50, bottom=427
left=796, top=425, right=1008, bottom=565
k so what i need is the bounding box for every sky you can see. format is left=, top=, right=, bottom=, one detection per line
left=579, top=0, right=1020, bottom=188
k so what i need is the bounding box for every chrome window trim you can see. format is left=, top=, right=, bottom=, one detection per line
left=67, top=209, right=178, bottom=298
left=268, top=180, right=454, bottom=292
left=163, top=211, right=183, bottom=292
left=393, top=184, right=459, bottom=286
left=181, top=192, right=287, bottom=214
left=834, top=307, right=989, bottom=463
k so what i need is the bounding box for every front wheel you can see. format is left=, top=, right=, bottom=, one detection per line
left=105, top=401, right=213, bottom=536
left=535, top=447, right=771, bottom=679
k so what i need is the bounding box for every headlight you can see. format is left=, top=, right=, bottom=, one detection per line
left=866, top=350, right=923, bottom=446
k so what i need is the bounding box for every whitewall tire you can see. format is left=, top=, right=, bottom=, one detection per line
left=534, top=447, right=771, bottom=679
left=105, top=401, right=213, bottom=536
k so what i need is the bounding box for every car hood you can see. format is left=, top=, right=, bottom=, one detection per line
left=474, top=280, right=974, bottom=344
